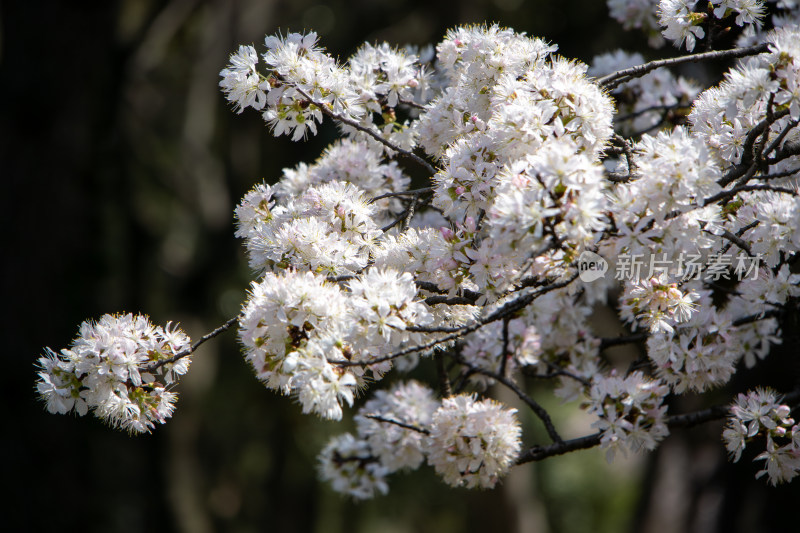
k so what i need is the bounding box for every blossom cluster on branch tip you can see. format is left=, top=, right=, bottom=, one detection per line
left=723, top=388, right=800, bottom=485
left=37, top=0, right=800, bottom=500
left=585, top=371, right=670, bottom=462
left=37, top=314, right=191, bottom=434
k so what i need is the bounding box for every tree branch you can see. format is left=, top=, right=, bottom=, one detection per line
left=453, top=353, right=564, bottom=444
left=370, top=186, right=434, bottom=203
left=145, top=315, right=240, bottom=371
left=598, top=43, right=770, bottom=90
left=294, top=87, right=438, bottom=175
left=364, top=414, right=431, bottom=435
left=517, top=386, right=800, bottom=464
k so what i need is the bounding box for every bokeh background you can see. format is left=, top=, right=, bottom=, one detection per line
left=4, top=1, right=799, bottom=532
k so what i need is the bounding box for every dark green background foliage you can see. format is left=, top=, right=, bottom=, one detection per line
left=3, top=1, right=798, bottom=531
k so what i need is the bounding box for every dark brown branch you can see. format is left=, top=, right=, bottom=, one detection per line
left=330, top=324, right=482, bottom=367
left=436, top=353, right=453, bottom=398
left=758, top=166, right=800, bottom=181
left=708, top=228, right=755, bottom=257
left=606, top=134, right=638, bottom=183
left=424, top=295, right=477, bottom=306
left=414, top=280, right=482, bottom=303
left=453, top=353, right=563, bottom=444
left=666, top=404, right=730, bottom=428
left=517, top=386, right=800, bottom=464
left=402, top=195, right=418, bottom=230
left=517, top=433, right=602, bottom=464
left=397, top=96, right=427, bottom=110
left=702, top=183, right=797, bottom=206
left=764, top=119, right=800, bottom=157
left=719, top=108, right=791, bottom=186
left=370, top=186, right=434, bottom=203
left=599, top=333, right=647, bottom=350
left=765, top=140, right=800, bottom=165
left=598, top=43, right=770, bottom=90
left=498, top=317, right=511, bottom=379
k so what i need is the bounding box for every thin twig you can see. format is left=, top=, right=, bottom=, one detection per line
left=522, top=363, right=591, bottom=387
left=397, top=96, right=427, bottom=110
left=294, top=87, right=438, bottom=175
left=146, top=315, right=240, bottom=371
left=330, top=324, right=482, bottom=367
left=713, top=228, right=755, bottom=256
left=764, top=119, right=800, bottom=157
left=381, top=205, right=412, bottom=232
left=364, top=414, right=431, bottom=435
left=731, top=308, right=784, bottom=327
left=332, top=272, right=579, bottom=367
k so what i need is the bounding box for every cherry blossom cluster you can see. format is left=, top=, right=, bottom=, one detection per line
left=585, top=371, right=670, bottom=462
left=723, top=388, right=800, bottom=484
left=595, top=24, right=800, bottom=398
left=218, top=31, right=425, bottom=147
left=319, top=381, right=438, bottom=499
left=658, top=0, right=766, bottom=51
left=235, top=180, right=383, bottom=275
left=426, top=394, right=522, bottom=489
left=619, top=273, right=699, bottom=334
left=36, top=314, right=191, bottom=433
left=610, top=0, right=800, bottom=52
left=238, top=269, right=432, bottom=420
left=646, top=299, right=782, bottom=392
left=319, top=384, right=522, bottom=498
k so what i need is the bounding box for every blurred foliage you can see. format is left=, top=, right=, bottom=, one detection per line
left=4, top=1, right=798, bottom=532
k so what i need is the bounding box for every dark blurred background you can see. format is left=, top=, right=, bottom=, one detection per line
left=4, top=1, right=798, bottom=532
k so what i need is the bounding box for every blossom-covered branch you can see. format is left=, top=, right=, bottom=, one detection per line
left=37, top=1, right=800, bottom=499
